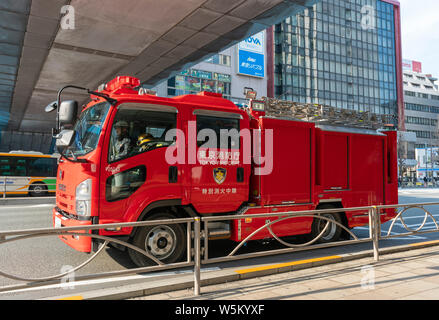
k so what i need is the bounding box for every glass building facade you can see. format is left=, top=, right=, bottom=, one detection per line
left=274, top=0, right=400, bottom=123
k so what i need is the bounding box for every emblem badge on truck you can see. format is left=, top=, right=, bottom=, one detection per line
left=213, top=168, right=227, bottom=185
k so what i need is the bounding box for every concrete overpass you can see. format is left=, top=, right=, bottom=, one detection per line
left=1, top=0, right=318, bottom=149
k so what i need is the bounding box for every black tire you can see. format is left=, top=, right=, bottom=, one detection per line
left=128, top=212, right=186, bottom=267
left=29, top=182, right=48, bottom=197
left=310, top=205, right=343, bottom=243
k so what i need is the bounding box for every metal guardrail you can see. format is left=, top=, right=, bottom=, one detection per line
left=0, top=202, right=439, bottom=297
left=0, top=179, right=56, bottom=198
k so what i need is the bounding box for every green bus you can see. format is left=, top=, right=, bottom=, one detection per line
left=0, top=151, right=58, bottom=197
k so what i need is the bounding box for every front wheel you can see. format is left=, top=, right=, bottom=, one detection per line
left=128, top=212, right=186, bottom=267
left=28, top=182, right=48, bottom=197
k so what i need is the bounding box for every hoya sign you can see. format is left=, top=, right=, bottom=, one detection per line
left=238, top=32, right=264, bottom=54
left=237, top=31, right=265, bottom=78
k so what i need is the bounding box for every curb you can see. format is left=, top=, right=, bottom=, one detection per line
left=46, top=240, right=439, bottom=300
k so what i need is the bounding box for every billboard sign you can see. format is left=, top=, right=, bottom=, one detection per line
left=237, top=31, right=265, bottom=78
left=402, top=59, right=423, bottom=73
left=412, top=61, right=422, bottom=73
left=402, top=59, right=412, bottom=71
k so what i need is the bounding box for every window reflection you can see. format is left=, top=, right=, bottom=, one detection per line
left=108, top=108, right=177, bottom=163
left=106, top=166, right=146, bottom=202
left=274, top=1, right=398, bottom=123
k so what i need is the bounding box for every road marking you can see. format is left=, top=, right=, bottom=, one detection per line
left=382, top=229, right=428, bottom=240
left=352, top=226, right=428, bottom=240
left=399, top=188, right=439, bottom=193
left=391, top=215, right=439, bottom=220
left=0, top=204, right=54, bottom=210
left=381, top=238, right=428, bottom=241
left=0, top=267, right=221, bottom=295
left=392, top=221, right=438, bottom=229
left=235, top=256, right=342, bottom=274
left=353, top=227, right=370, bottom=230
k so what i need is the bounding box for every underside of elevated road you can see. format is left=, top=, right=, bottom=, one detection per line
left=1, top=0, right=318, bottom=140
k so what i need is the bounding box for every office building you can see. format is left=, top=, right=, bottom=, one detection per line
left=155, top=0, right=404, bottom=129
left=154, top=31, right=268, bottom=106
left=270, top=0, right=403, bottom=127
left=402, top=60, right=439, bottom=179
left=403, top=63, right=439, bottom=148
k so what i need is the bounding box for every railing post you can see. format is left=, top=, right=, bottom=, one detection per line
left=371, top=206, right=380, bottom=262
left=186, top=222, right=192, bottom=263
left=194, top=217, right=201, bottom=296
left=204, top=221, right=209, bottom=261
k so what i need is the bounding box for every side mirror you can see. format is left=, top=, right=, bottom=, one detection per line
left=56, top=129, right=76, bottom=148
left=59, top=100, right=78, bottom=125
left=45, top=101, right=58, bottom=113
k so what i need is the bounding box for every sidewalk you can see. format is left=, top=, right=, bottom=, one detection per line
left=398, top=187, right=439, bottom=193
left=132, top=245, right=439, bottom=300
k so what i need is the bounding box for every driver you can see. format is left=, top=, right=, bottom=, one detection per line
left=137, top=133, right=154, bottom=152
left=112, top=121, right=131, bottom=160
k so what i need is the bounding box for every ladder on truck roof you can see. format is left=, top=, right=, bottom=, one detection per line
left=256, top=97, right=396, bottom=130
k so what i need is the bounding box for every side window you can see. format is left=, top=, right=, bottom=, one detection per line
left=0, top=157, right=27, bottom=176
left=106, top=165, right=146, bottom=202
left=28, top=158, right=57, bottom=177
left=50, top=158, right=58, bottom=176
left=108, top=108, right=177, bottom=163
left=196, top=115, right=240, bottom=149
left=15, top=158, right=27, bottom=176
left=0, top=157, right=13, bottom=176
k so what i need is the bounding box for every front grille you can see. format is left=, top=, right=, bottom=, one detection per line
left=56, top=207, right=78, bottom=220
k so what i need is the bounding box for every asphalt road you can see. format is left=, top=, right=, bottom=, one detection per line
left=0, top=189, right=438, bottom=299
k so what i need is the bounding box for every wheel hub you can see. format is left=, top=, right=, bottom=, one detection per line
left=318, top=214, right=337, bottom=241
left=145, top=226, right=176, bottom=259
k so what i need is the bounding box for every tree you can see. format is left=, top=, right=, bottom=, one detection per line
left=397, top=134, right=408, bottom=184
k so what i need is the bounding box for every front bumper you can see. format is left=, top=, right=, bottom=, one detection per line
left=53, top=207, right=93, bottom=253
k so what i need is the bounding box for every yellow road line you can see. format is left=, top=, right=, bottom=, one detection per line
left=409, top=240, right=439, bottom=247
left=235, top=255, right=342, bottom=274
left=57, top=295, right=83, bottom=300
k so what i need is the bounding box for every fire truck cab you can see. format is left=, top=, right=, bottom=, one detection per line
left=50, top=76, right=398, bottom=267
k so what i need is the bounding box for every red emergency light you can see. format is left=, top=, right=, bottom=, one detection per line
left=197, top=91, right=222, bottom=98
left=105, top=76, right=140, bottom=92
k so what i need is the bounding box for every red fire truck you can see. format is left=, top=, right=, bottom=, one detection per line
left=48, top=76, right=398, bottom=267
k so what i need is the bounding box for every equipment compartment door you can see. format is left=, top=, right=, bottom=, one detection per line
left=322, top=133, right=349, bottom=191
left=350, top=134, right=385, bottom=206
left=259, top=118, right=313, bottom=205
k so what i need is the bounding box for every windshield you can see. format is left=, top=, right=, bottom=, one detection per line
left=68, top=102, right=111, bottom=156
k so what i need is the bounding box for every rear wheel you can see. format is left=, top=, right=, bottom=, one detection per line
left=310, top=205, right=343, bottom=243
left=128, top=212, right=186, bottom=267
left=29, top=182, right=48, bottom=197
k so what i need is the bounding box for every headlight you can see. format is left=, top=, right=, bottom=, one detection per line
left=76, top=200, right=90, bottom=217
left=76, top=179, right=92, bottom=216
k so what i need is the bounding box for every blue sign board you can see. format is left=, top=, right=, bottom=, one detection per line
left=237, top=32, right=265, bottom=78
left=238, top=50, right=265, bottom=78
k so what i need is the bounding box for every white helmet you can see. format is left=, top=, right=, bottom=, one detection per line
left=114, top=120, right=129, bottom=128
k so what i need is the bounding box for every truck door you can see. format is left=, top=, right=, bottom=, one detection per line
left=189, top=109, right=248, bottom=214
left=99, top=103, right=181, bottom=225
